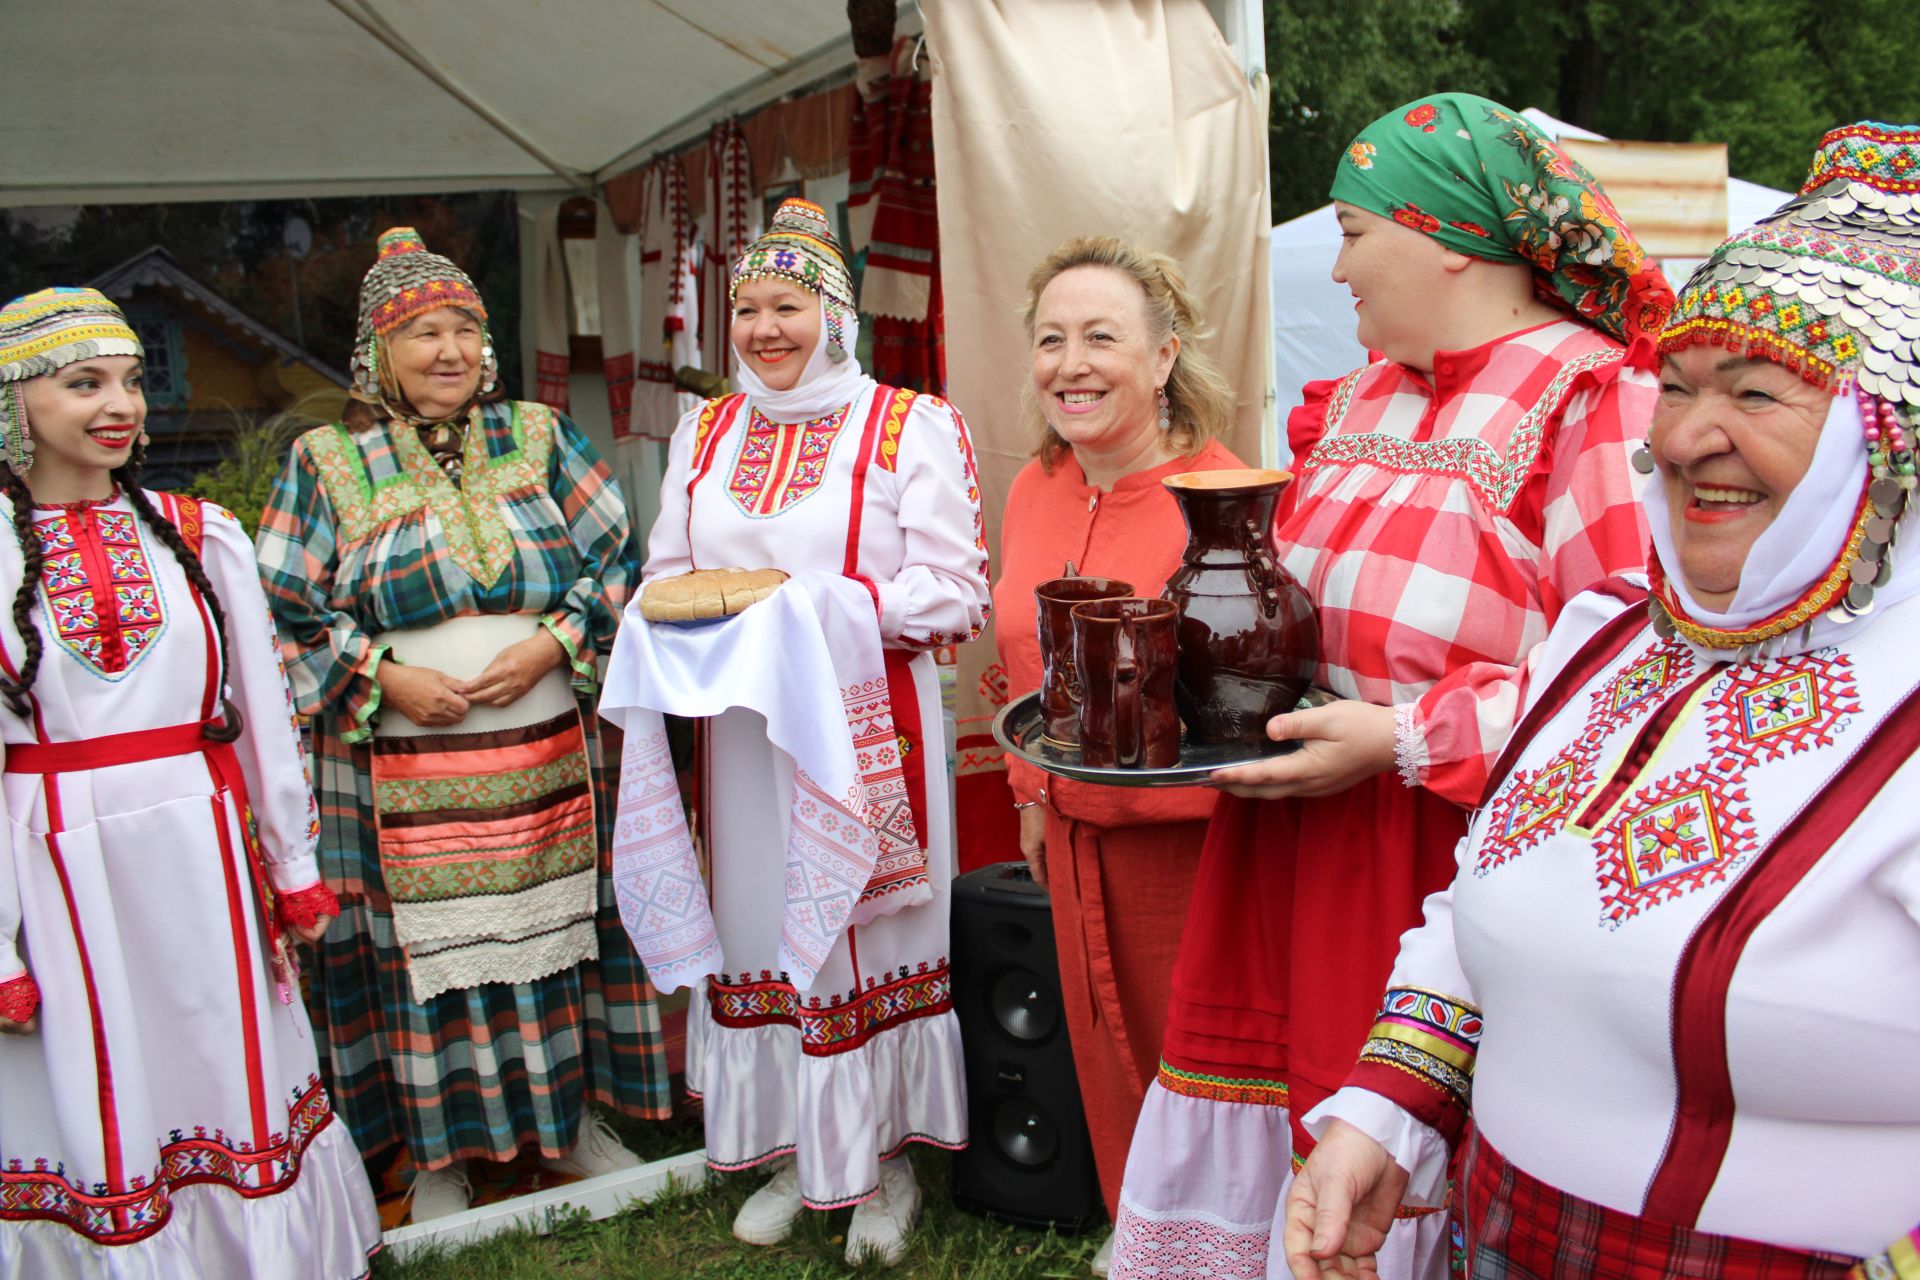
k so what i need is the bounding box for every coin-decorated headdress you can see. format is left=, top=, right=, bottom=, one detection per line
left=351, top=226, right=496, bottom=404
left=0, top=287, right=144, bottom=476
left=729, top=198, right=857, bottom=364
left=1652, top=121, right=1920, bottom=642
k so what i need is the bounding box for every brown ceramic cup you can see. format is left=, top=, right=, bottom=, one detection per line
left=1035, top=575, right=1135, bottom=745
left=1070, top=597, right=1181, bottom=769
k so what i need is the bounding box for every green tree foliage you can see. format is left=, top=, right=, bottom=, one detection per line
left=1266, top=0, right=1920, bottom=223
left=183, top=407, right=318, bottom=538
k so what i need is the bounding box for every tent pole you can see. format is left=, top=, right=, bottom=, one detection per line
left=324, top=0, right=593, bottom=193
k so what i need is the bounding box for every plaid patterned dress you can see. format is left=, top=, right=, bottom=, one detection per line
left=256, top=401, right=669, bottom=1171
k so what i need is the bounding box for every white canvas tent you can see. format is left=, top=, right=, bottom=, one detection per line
left=0, top=0, right=905, bottom=206
left=1267, top=108, right=1795, bottom=460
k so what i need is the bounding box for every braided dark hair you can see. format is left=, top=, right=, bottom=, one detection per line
left=0, top=467, right=45, bottom=721
left=0, top=442, right=243, bottom=741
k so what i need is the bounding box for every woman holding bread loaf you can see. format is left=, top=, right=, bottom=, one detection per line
left=607, top=198, right=990, bottom=1266
left=256, top=228, right=669, bottom=1220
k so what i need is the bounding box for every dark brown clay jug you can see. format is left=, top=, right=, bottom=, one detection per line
left=1161, top=469, right=1320, bottom=748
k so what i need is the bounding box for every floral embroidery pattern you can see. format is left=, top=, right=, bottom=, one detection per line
left=1346, top=140, right=1377, bottom=170
left=1404, top=103, right=1439, bottom=133
left=1594, top=766, right=1758, bottom=927
left=726, top=404, right=851, bottom=518
left=34, top=508, right=167, bottom=680
left=1480, top=638, right=1860, bottom=929
left=1703, top=651, right=1860, bottom=768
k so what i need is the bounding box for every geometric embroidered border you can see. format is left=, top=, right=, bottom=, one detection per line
left=842, top=674, right=928, bottom=914
left=1356, top=986, right=1483, bottom=1113
left=709, top=960, right=952, bottom=1057
left=726, top=404, right=851, bottom=519
left=34, top=507, right=167, bottom=680
left=1301, top=346, right=1625, bottom=512
left=1154, top=1061, right=1291, bottom=1109
left=0, top=1074, right=334, bottom=1246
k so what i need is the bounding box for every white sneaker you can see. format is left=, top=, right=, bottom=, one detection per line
left=845, top=1157, right=920, bottom=1267
left=1091, top=1230, right=1114, bottom=1276
left=406, top=1161, right=472, bottom=1222
left=541, top=1108, right=643, bottom=1179
left=732, top=1158, right=805, bottom=1246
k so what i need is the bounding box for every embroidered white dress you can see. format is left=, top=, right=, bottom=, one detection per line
left=627, top=385, right=989, bottom=1207
left=1309, top=582, right=1920, bottom=1258
left=0, top=492, right=381, bottom=1279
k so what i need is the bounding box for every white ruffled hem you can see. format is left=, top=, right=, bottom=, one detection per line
left=1113, top=1081, right=1449, bottom=1280
left=687, top=985, right=968, bottom=1209
left=2, top=1118, right=382, bottom=1280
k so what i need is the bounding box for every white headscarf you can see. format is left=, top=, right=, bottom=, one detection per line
left=731, top=298, right=875, bottom=424
left=1643, top=392, right=1920, bottom=656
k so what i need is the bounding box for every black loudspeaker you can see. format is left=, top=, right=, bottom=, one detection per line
left=950, top=861, right=1104, bottom=1232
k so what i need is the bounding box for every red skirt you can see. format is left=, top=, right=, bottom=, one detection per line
left=1159, top=772, right=1466, bottom=1124
left=1460, top=1129, right=1860, bottom=1278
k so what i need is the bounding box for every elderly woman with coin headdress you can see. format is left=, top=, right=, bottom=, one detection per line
left=256, top=228, right=669, bottom=1220
left=1287, top=120, right=1920, bottom=1280
left=0, top=287, right=381, bottom=1275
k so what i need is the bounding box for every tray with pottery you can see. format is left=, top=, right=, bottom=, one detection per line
left=1000, top=466, right=1327, bottom=789
left=993, top=690, right=1315, bottom=789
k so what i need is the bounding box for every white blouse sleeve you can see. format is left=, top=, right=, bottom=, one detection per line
left=869, top=395, right=991, bottom=648
left=0, top=783, right=20, bottom=981
left=201, top=505, right=322, bottom=893
left=641, top=402, right=707, bottom=582
left=1302, top=835, right=1483, bottom=1200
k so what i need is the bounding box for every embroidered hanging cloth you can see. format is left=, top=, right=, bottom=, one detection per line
left=600, top=572, right=930, bottom=993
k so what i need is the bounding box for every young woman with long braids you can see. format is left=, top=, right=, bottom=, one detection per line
left=0, top=288, right=381, bottom=1277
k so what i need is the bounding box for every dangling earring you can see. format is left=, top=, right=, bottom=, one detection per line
left=353, top=337, right=382, bottom=400
left=1156, top=386, right=1172, bottom=433
left=0, top=383, right=33, bottom=478
left=137, top=427, right=150, bottom=449
left=825, top=306, right=849, bottom=364
left=1631, top=439, right=1655, bottom=475
left=479, top=337, right=499, bottom=395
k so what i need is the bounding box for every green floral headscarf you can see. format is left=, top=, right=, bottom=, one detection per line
left=1331, top=93, right=1674, bottom=359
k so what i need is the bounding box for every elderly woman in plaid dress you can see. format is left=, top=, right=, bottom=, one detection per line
left=257, top=229, right=668, bottom=1221
left=1108, top=95, right=1674, bottom=1280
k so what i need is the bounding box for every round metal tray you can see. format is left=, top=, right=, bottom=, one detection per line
left=991, top=690, right=1302, bottom=788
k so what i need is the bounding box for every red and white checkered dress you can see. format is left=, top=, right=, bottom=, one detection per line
left=1282, top=317, right=1652, bottom=806
left=1111, top=319, right=1655, bottom=1280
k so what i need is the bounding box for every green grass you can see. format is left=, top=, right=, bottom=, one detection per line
left=372, top=1143, right=1105, bottom=1280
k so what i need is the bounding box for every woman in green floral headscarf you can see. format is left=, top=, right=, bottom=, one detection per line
left=1331, top=93, right=1673, bottom=359
left=1107, top=94, right=1672, bottom=1280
